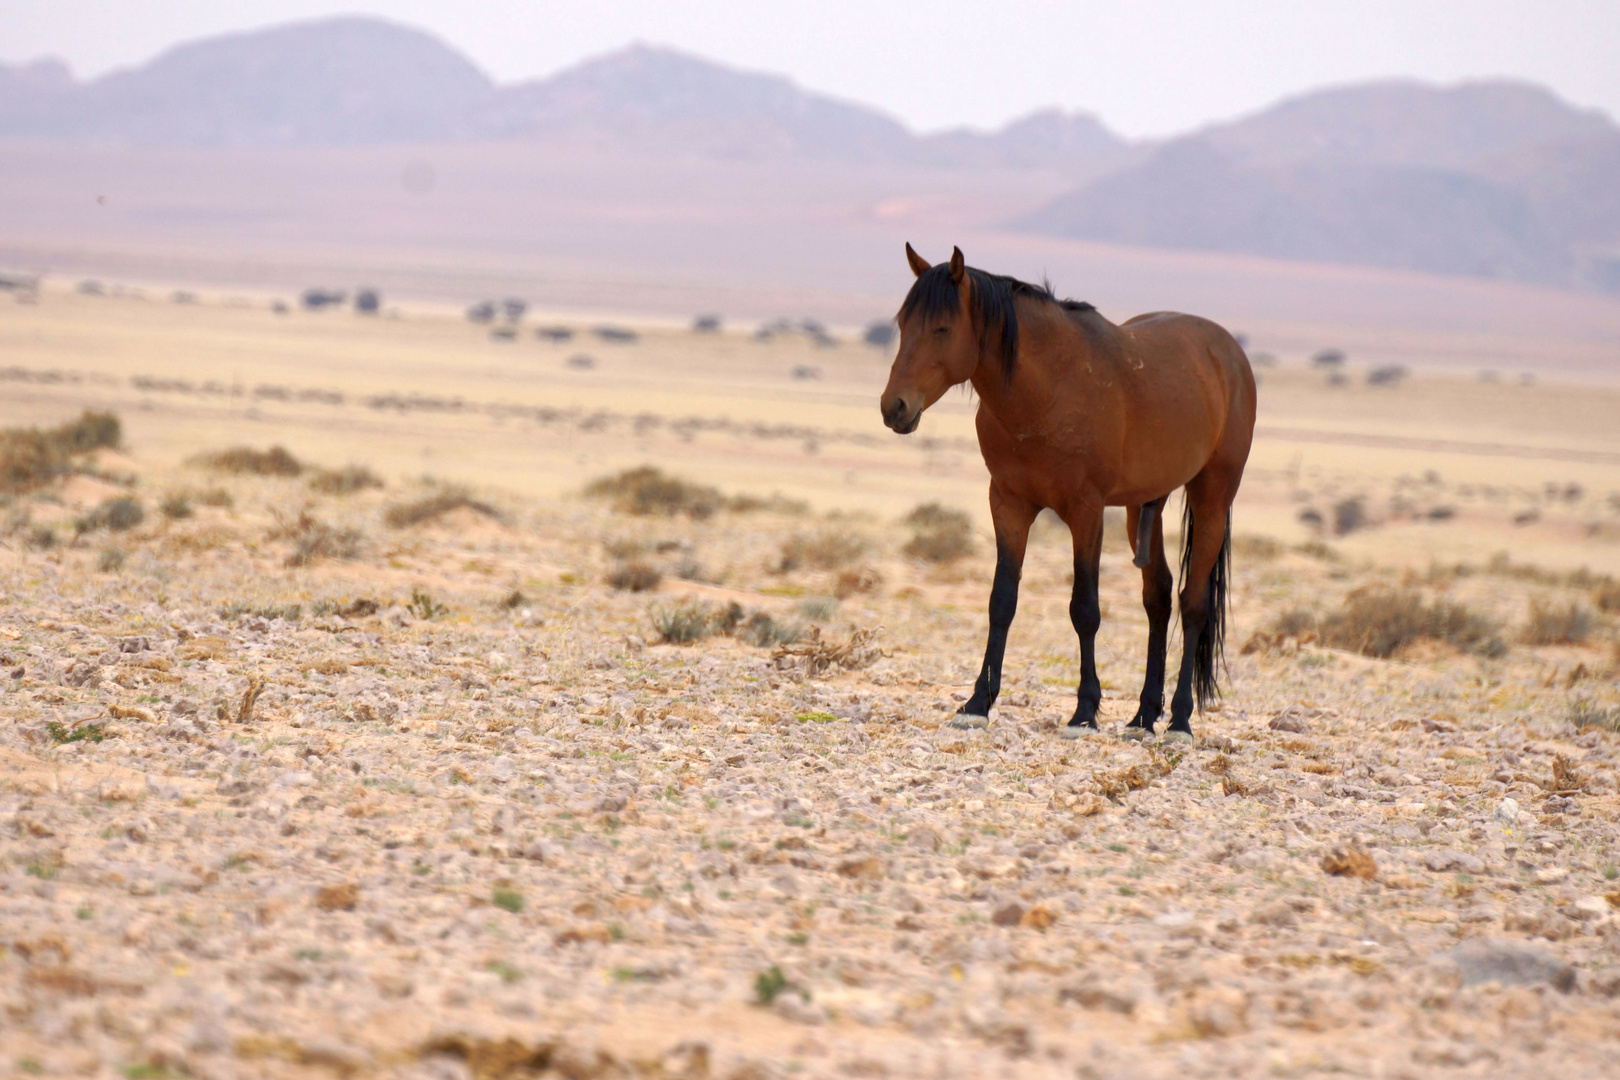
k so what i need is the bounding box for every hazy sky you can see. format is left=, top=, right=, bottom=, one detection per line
left=3, top=0, right=1617, bottom=136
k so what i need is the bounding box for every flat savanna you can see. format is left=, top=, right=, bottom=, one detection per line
left=3, top=288, right=1620, bottom=1078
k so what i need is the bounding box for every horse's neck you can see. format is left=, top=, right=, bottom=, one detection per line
left=969, top=301, right=1106, bottom=415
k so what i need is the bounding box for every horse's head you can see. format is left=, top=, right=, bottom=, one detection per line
left=880, top=243, right=979, bottom=434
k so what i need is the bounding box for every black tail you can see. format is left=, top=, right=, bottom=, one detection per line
left=1177, top=499, right=1232, bottom=711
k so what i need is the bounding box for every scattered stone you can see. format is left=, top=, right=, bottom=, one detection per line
left=1435, top=937, right=1575, bottom=991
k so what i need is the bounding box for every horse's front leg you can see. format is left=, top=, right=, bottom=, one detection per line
left=953, top=487, right=1037, bottom=729
left=1059, top=503, right=1105, bottom=736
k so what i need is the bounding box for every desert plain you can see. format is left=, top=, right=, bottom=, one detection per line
left=3, top=284, right=1620, bottom=1079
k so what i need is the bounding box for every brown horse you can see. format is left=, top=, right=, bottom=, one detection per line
left=880, top=245, right=1256, bottom=739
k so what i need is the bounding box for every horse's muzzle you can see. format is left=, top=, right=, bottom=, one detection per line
left=882, top=397, right=920, bottom=434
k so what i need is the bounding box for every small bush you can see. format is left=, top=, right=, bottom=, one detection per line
left=586, top=466, right=723, bottom=519
left=608, top=562, right=662, bottom=592
left=408, top=589, right=446, bottom=620
left=798, top=596, right=838, bottom=621
left=383, top=486, right=499, bottom=528
left=737, top=611, right=801, bottom=647
left=1318, top=586, right=1505, bottom=658
left=160, top=493, right=194, bottom=519
left=97, top=547, right=126, bottom=572
left=753, top=965, right=789, bottom=1005
left=195, top=445, right=303, bottom=476
left=497, top=589, right=526, bottom=611
left=270, top=510, right=362, bottom=567
left=0, top=410, right=122, bottom=493
left=77, top=497, right=144, bottom=534
left=27, top=525, right=56, bottom=550
left=1593, top=580, right=1620, bottom=614
left=650, top=600, right=715, bottom=643
left=221, top=601, right=302, bottom=622
left=1233, top=535, right=1281, bottom=560
left=779, top=529, right=867, bottom=572
left=492, top=887, right=525, bottom=914
left=1568, top=698, right=1619, bottom=733
left=901, top=503, right=974, bottom=563
left=196, top=487, right=234, bottom=508
left=1331, top=497, right=1368, bottom=536
left=833, top=567, right=883, bottom=599
left=308, top=465, right=384, bottom=495
left=1524, top=600, right=1595, bottom=646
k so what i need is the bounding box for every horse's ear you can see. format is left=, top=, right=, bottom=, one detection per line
left=949, top=246, right=966, bottom=284
left=905, top=242, right=930, bottom=279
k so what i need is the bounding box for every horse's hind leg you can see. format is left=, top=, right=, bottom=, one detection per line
left=954, top=486, right=1037, bottom=729
left=1059, top=505, right=1105, bottom=735
left=1167, top=473, right=1238, bottom=738
left=1124, top=499, right=1173, bottom=736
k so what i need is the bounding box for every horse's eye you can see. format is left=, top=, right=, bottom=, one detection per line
left=933, top=326, right=949, bottom=336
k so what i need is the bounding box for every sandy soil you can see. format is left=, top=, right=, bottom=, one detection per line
left=3, top=288, right=1620, bottom=1078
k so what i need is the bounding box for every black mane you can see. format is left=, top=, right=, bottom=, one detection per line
left=898, top=264, right=1096, bottom=381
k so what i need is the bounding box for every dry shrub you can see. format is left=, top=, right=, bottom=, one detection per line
left=196, top=487, right=234, bottom=508
left=1331, top=497, right=1369, bottom=536
left=270, top=510, right=363, bottom=567
left=608, top=562, right=662, bottom=592
left=585, top=465, right=804, bottom=519
left=308, top=465, right=384, bottom=495
left=770, top=626, right=884, bottom=676
left=75, top=496, right=144, bottom=534
left=160, top=492, right=193, bottom=519
left=196, top=445, right=303, bottom=477
left=902, top=503, right=974, bottom=563
left=779, top=529, right=867, bottom=572
left=0, top=410, right=121, bottom=493
left=648, top=599, right=801, bottom=647
left=1594, top=580, right=1620, bottom=613
left=1317, top=586, right=1505, bottom=658
left=1524, top=600, right=1596, bottom=645
left=586, top=466, right=722, bottom=519
left=383, top=486, right=500, bottom=528
left=834, top=567, right=884, bottom=599
left=1568, top=698, right=1619, bottom=733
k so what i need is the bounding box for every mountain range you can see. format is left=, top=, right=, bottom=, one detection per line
left=3, top=16, right=1618, bottom=292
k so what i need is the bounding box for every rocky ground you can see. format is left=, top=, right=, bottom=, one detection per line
left=3, top=457, right=1620, bottom=1079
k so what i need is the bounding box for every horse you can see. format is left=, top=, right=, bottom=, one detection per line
left=879, top=244, right=1256, bottom=739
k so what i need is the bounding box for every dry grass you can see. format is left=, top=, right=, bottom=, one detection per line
left=195, top=445, right=303, bottom=477
left=308, top=464, right=384, bottom=495
left=0, top=410, right=121, bottom=493
left=769, top=626, right=884, bottom=675
left=778, top=529, right=868, bottom=572
left=1593, top=580, right=1620, bottom=614
left=901, top=503, right=975, bottom=563
left=834, top=567, right=884, bottom=599
left=1317, top=586, right=1506, bottom=658
left=383, top=486, right=500, bottom=528
left=1523, top=600, right=1596, bottom=645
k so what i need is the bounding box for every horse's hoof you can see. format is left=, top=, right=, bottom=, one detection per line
left=1057, top=723, right=1098, bottom=740
left=951, top=712, right=990, bottom=730
left=1120, top=726, right=1149, bottom=742
left=1161, top=729, right=1194, bottom=744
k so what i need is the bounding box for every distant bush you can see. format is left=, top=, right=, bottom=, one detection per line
left=863, top=321, right=896, bottom=348
left=1331, top=498, right=1369, bottom=536
left=1524, top=600, right=1596, bottom=646
left=649, top=599, right=801, bottom=647
left=76, top=496, right=144, bottom=534
left=383, top=486, right=500, bottom=528
left=779, top=529, right=867, bottom=572
left=160, top=493, right=194, bottom=519
left=270, top=510, right=363, bottom=567
left=902, top=502, right=974, bottom=562
left=196, top=445, right=303, bottom=477
left=586, top=466, right=723, bottom=519
left=1318, top=586, right=1505, bottom=658
left=0, top=410, right=121, bottom=493
left=833, top=567, right=883, bottom=599
left=1593, top=580, right=1620, bottom=614
left=308, top=465, right=384, bottom=495
left=608, top=562, right=662, bottom=592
